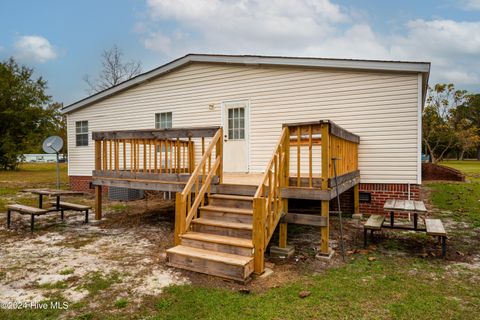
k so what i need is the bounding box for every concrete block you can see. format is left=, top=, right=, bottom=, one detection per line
left=315, top=248, right=335, bottom=261
left=270, top=245, right=295, bottom=259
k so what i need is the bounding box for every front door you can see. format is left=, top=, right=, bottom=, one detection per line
left=222, top=101, right=249, bottom=173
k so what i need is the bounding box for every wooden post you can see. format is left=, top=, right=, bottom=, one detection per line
left=320, top=123, right=330, bottom=254
left=174, top=192, right=185, bottom=245
left=94, top=140, right=102, bottom=220
left=253, top=198, right=265, bottom=274
left=354, top=184, right=360, bottom=214
left=279, top=221, right=287, bottom=248
left=216, top=128, right=223, bottom=183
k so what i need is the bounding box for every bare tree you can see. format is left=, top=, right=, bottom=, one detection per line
left=83, top=45, right=142, bottom=94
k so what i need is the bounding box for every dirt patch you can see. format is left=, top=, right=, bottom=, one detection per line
left=0, top=201, right=187, bottom=311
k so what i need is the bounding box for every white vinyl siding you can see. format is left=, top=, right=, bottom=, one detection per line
left=66, top=62, right=421, bottom=184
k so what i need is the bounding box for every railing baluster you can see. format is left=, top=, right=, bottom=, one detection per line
left=297, top=126, right=301, bottom=187
left=169, top=140, right=173, bottom=174
left=143, top=139, right=147, bottom=173
left=309, top=125, right=312, bottom=188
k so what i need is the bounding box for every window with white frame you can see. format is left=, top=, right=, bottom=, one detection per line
left=227, top=107, right=245, bottom=140
left=155, top=112, right=172, bottom=129
left=75, top=121, right=89, bottom=146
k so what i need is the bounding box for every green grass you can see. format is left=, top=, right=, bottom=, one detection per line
left=81, top=271, right=122, bottom=296
left=0, top=163, right=68, bottom=212
left=441, top=160, right=480, bottom=178
left=430, top=160, right=480, bottom=227
left=37, top=281, right=68, bottom=290
left=114, top=298, right=128, bottom=309
left=143, top=255, right=479, bottom=320
left=59, top=268, right=75, bottom=275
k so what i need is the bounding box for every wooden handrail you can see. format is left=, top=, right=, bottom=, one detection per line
left=174, top=128, right=223, bottom=245
left=252, top=127, right=289, bottom=274
left=252, top=120, right=360, bottom=274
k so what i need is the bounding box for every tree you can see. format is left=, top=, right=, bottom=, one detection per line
left=83, top=45, right=142, bottom=94
left=422, top=84, right=467, bottom=163
left=0, top=58, right=60, bottom=169
left=463, top=94, right=480, bottom=159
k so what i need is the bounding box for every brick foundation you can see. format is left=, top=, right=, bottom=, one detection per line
left=359, top=183, right=421, bottom=216
left=69, top=176, right=94, bottom=192
left=69, top=176, right=108, bottom=194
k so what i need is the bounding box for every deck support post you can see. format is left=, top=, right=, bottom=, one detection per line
left=279, top=221, right=287, bottom=248
left=94, top=186, right=102, bottom=220
left=253, top=198, right=265, bottom=274
left=320, top=200, right=330, bottom=254
left=94, top=140, right=103, bottom=220
left=352, top=184, right=362, bottom=219
left=319, top=123, right=331, bottom=255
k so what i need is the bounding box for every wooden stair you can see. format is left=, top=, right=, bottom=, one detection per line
left=167, top=192, right=255, bottom=282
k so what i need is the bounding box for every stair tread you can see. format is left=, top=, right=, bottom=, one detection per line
left=192, top=218, right=253, bottom=230
left=167, top=245, right=253, bottom=266
left=200, top=205, right=252, bottom=215
left=209, top=194, right=253, bottom=201
left=181, top=232, right=253, bottom=248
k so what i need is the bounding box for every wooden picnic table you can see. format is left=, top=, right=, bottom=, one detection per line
left=383, top=199, right=427, bottom=231
left=22, top=189, right=84, bottom=210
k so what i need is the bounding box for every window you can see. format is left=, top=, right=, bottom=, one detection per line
left=227, top=107, right=245, bottom=140
left=155, top=112, right=172, bottom=129
left=75, top=121, right=89, bottom=146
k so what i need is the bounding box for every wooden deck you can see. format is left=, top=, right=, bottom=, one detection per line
left=92, top=120, right=361, bottom=279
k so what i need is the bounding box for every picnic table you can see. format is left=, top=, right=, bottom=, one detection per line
left=383, top=199, right=427, bottom=231
left=22, top=189, right=84, bottom=211
left=364, top=199, right=447, bottom=257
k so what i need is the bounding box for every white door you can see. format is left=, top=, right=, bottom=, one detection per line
left=222, top=101, right=249, bottom=173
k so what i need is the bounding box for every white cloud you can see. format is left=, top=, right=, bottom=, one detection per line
left=14, top=35, right=58, bottom=63
left=138, top=0, right=480, bottom=87
left=464, top=0, right=480, bottom=10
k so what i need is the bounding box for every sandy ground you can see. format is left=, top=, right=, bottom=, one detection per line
left=0, top=199, right=188, bottom=310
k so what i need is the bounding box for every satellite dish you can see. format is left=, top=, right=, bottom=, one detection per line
left=42, top=136, right=64, bottom=189
left=42, top=136, right=63, bottom=154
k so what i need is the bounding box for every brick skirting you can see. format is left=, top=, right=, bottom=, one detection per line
left=69, top=176, right=108, bottom=194
left=69, top=176, right=421, bottom=215
left=359, top=183, right=421, bottom=215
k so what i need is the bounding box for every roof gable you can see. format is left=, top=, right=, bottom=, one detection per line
left=62, top=53, right=430, bottom=114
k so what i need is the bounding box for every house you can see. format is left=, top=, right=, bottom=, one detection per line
left=62, top=54, right=430, bottom=281
left=21, top=154, right=61, bottom=163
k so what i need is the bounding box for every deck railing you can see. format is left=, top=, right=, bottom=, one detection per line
left=94, top=138, right=193, bottom=175
left=174, top=128, right=223, bottom=245
left=91, top=127, right=221, bottom=219
left=252, top=120, right=360, bottom=274
left=252, top=127, right=289, bottom=273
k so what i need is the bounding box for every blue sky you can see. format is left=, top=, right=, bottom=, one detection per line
left=1, top=0, right=479, bottom=105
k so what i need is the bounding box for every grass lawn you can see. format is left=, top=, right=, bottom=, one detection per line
left=430, top=160, right=480, bottom=227
left=1, top=162, right=480, bottom=319
left=0, top=163, right=68, bottom=211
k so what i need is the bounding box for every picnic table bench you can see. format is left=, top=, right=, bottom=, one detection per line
left=5, top=189, right=89, bottom=232
left=363, top=199, right=447, bottom=257
left=425, top=218, right=447, bottom=257
left=6, top=204, right=48, bottom=232
left=49, top=201, right=91, bottom=223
